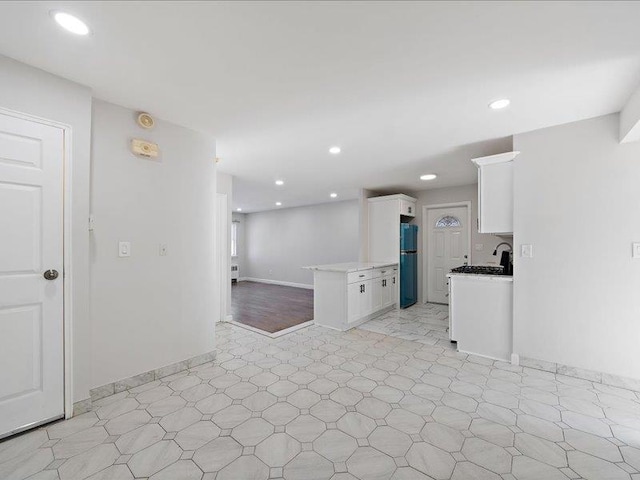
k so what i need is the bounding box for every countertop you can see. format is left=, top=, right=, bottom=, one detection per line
left=447, top=272, right=513, bottom=282
left=304, top=262, right=398, bottom=273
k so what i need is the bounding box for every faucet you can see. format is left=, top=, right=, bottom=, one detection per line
left=493, top=242, right=513, bottom=275
left=492, top=242, right=512, bottom=256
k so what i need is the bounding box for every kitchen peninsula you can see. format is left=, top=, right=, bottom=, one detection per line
left=305, top=262, right=398, bottom=331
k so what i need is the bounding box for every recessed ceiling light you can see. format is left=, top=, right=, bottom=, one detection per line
left=420, top=174, right=437, bottom=181
left=236, top=208, right=242, bottom=212
left=329, top=146, right=341, bottom=154
left=330, top=193, right=338, bottom=198
left=275, top=202, right=282, bottom=206
left=275, top=180, right=284, bottom=186
left=489, top=99, right=510, bottom=110
left=52, top=11, right=90, bottom=35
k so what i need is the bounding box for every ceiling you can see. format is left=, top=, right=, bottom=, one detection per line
left=1, top=1, right=639, bottom=212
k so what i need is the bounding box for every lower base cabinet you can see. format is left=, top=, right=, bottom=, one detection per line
left=313, top=265, right=398, bottom=331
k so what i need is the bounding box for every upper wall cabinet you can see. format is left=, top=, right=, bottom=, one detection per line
left=368, top=194, right=417, bottom=263
left=471, top=151, right=519, bottom=234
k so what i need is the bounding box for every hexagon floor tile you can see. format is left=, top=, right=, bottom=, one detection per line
left=3, top=302, right=640, bottom=480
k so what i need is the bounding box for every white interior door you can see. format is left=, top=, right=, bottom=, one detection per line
left=0, top=112, right=64, bottom=438
left=427, top=206, right=469, bottom=304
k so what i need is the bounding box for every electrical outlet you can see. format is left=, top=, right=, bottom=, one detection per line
left=159, top=244, right=168, bottom=256
left=633, top=243, right=640, bottom=259
left=475, top=244, right=483, bottom=251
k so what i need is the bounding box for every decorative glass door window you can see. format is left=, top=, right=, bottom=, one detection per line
left=435, top=215, right=461, bottom=228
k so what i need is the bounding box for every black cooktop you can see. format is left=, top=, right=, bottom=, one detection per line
left=451, top=265, right=508, bottom=276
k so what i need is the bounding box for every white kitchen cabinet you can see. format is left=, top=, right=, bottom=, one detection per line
left=448, top=273, right=513, bottom=361
left=368, top=194, right=417, bottom=264
left=347, top=282, right=362, bottom=323
left=400, top=198, right=416, bottom=217
left=306, top=262, right=398, bottom=331
left=471, top=151, right=519, bottom=235
left=372, top=277, right=383, bottom=312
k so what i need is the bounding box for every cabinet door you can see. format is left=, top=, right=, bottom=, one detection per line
left=360, top=280, right=373, bottom=317
left=391, top=274, right=398, bottom=305
left=372, top=277, right=384, bottom=312
left=400, top=199, right=416, bottom=217
left=382, top=275, right=392, bottom=307
left=478, top=161, right=513, bottom=234
left=347, top=282, right=361, bottom=323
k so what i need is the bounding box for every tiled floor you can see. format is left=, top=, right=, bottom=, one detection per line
left=3, top=309, right=640, bottom=480
left=359, top=302, right=451, bottom=347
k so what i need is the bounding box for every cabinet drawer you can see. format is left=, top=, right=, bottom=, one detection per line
left=348, top=270, right=372, bottom=284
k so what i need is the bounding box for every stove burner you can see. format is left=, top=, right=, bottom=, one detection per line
left=450, top=265, right=508, bottom=276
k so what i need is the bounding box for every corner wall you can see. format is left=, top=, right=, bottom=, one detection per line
left=513, top=113, right=640, bottom=382
left=217, top=173, right=233, bottom=320
left=90, top=99, right=217, bottom=389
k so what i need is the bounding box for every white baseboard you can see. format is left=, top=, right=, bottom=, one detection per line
left=225, top=314, right=233, bottom=322
left=241, top=277, right=313, bottom=290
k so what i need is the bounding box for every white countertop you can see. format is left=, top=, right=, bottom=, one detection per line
left=304, top=262, right=398, bottom=273
left=447, top=272, right=513, bottom=282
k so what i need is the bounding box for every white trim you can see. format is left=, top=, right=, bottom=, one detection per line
left=226, top=319, right=315, bottom=338
left=511, top=353, right=520, bottom=366
left=422, top=202, right=472, bottom=304
left=0, top=107, right=74, bottom=420
left=457, top=348, right=509, bottom=363
left=368, top=193, right=417, bottom=203
left=242, top=277, right=313, bottom=290
left=471, top=151, right=520, bottom=167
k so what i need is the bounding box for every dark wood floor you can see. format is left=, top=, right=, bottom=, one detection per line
left=231, top=281, right=314, bottom=333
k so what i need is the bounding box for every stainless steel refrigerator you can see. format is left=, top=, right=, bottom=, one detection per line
left=400, top=223, right=418, bottom=308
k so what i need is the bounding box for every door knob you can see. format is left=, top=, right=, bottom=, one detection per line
left=43, top=269, right=59, bottom=280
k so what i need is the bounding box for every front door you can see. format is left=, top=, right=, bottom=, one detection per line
left=0, top=112, right=64, bottom=438
left=427, top=206, right=469, bottom=304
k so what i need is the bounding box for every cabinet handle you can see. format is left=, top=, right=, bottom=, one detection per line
left=359, top=274, right=365, bottom=278
left=393, top=277, right=396, bottom=284
left=363, top=284, right=366, bottom=293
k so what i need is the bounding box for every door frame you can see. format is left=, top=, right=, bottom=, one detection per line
left=422, top=202, right=472, bottom=304
left=0, top=106, right=74, bottom=420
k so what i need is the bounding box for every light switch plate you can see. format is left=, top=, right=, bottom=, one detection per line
left=119, top=241, right=131, bottom=258
left=521, top=244, right=533, bottom=258
left=633, top=243, right=640, bottom=259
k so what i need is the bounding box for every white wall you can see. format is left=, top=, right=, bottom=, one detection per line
left=232, top=212, right=247, bottom=276
left=0, top=55, right=93, bottom=404
left=245, top=200, right=360, bottom=287
left=513, top=113, right=640, bottom=381
left=410, top=184, right=506, bottom=303
left=90, top=100, right=217, bottom=388
left=217, top=172, right=233, bottom=319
